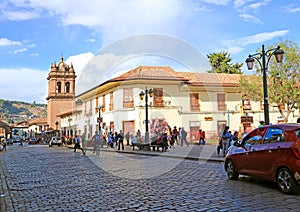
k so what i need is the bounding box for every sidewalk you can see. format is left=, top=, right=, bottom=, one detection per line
left=68, top=143, right=225, bottom=163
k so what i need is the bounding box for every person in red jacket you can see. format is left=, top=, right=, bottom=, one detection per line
left=197, top=129, right=206, bottom=145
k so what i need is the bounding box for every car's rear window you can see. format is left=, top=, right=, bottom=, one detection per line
left=264, top=128, right=284, bottom=143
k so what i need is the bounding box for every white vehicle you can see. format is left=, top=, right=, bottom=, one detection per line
left=49, top=137, right=62, bottom=147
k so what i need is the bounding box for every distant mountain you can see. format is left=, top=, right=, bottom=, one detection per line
left=0, top=99, right=47, bottom=124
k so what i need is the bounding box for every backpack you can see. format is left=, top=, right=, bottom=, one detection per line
left=182, top=130, right=187, bottom=137
left=74, top=137, right=80, bottom=144
left=95, top=135, right=100, bottom=142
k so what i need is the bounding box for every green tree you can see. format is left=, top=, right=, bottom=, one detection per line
left=207, top=51, right=243, bottom=74
left=240, top=39, right=300, bottom=123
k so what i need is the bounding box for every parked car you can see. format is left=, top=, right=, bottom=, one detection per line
left=224, top=123, right=300, bottom=194
left=49, top=137, right=62, bottom=147
left=28, top=138, right=37, bottom=145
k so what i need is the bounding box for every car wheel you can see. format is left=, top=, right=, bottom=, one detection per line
left=226, top=160, right=239, bottom=180
left=277, top=167, right=300, bottom=194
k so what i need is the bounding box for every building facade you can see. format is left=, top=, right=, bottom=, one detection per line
left=57, top=66, right=300, bottom=141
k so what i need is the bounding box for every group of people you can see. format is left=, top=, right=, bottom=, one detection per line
left=146, top=125, right=189, bottom=149
left=72, top=129, right=126, bottom=155
left=217, top=126, right=239, bottom=156
left=109, top=125, right=191, bottom=151
left=70, top=123, right=194, bottom=155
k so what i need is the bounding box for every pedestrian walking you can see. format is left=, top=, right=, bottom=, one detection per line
left=172, top=126, right=179, bottom=145
left=19, top=139, right=23, bottom=147
left=91, top=131, right=101, bottom=155
left=125, top=131, right=130, bottom=146
left=181, top=127, right=189, bottom=147
left=117, top=130, right=124, bottom=150
left=2, top=138, right=6, bottom=151
left=114, top=132, right=118, bottom=147
left=217, top=126, right=225, bottom=155
left=197, top=129, right=206, bottom=145
left=81, top=133, right=86, bottom=155
left=178, top=127, right=182, bottom=146
left=221, top=126, right=231, bottom=156
left=107, top=132, right=114, bottom=148
left=73, top=134, right=83, bottom=153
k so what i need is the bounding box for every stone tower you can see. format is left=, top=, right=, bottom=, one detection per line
left=46, top=56, right=76, bottom=130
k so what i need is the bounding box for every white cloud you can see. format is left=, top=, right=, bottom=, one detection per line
left=76, top=34, right=210, bottom=95
left=0, top=68, right=48, bottom=103
left=202, top=0, right=231, bottom=6
left=233, top=0, right=252, bottom=8
left=9, top=47, right=27, bottom=54
left=239, top=13, right=262, bottom=24
left=3, top=0, right=189, bottom=44
left=241, top=30, right=290, bottom=44
left=283, top=4, right=300, bottom=13
left=85, top=38, right=96, bottom=43
left=0, top=52, right=93, bottom=104
left=65, top=52, right=94, bottom=80
left=0, top=38, right=21, bottom=46
left=222, top=30, right=290, bottom=54
left=234, top=0, right=271, bottom=24
left=1, top=9, right=41, bottom=21
left=234, top=0, right=270, bottom=9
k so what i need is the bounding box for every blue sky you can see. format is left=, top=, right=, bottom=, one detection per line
left=0, top=0, right=299, bottom=103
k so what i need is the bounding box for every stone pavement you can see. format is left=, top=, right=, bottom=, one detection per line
left=2, top=144, right=300, bottom=211
left=0, top=145, right=224, bottom=211
left=0, top=152, right=12, bottom=212
left=0, top=142, right=223, bottom=211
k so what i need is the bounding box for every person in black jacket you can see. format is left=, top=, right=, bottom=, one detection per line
left=117, top=130, right=124, bottom=150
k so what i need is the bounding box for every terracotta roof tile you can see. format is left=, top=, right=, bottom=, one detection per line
left=176, top=72, right=241, bottom=86
left=110, top=66, right=187, bottom=82
left=109, top=66, right=241, bottom=86
left=29, top=118, right=47, bottom=125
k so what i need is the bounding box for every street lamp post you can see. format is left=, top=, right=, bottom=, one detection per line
left=97, top=105, right=104, bottom=137
left=139, top=87, right=153, bottom=144
left=68, top=118, right=72, bottom=137
left=245, top=45, right=284, bottom=125
left=55, top=121, right=58, bottom=136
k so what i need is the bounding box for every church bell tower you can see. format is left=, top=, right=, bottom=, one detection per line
left=46, top=56, right=76, bottom=130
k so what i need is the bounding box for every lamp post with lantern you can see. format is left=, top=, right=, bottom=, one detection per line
left=55, top=121, right=59, bottom=136
left=245, top=45, right=284, bottom=125
left=97, top=105, right=104, bottom=137
left=139, top=87, right=153, bottom=144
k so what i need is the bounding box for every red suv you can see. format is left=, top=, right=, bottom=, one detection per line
left=224, top=124, right=300, bottom=194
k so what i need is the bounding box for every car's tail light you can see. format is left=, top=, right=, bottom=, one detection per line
left=292, top=141, right=300, bottom=159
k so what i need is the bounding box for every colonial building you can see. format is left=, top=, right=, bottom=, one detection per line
left=46, top=56, right=76, bottom=131
left=0, top=120, right=10, bottom=139
left=28, top=118, right=48, bottom=138
left=56, top=66, right=299, bottom=142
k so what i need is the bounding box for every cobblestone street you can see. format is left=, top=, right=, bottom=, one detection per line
left=1, top=144, right=299, bottom=211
